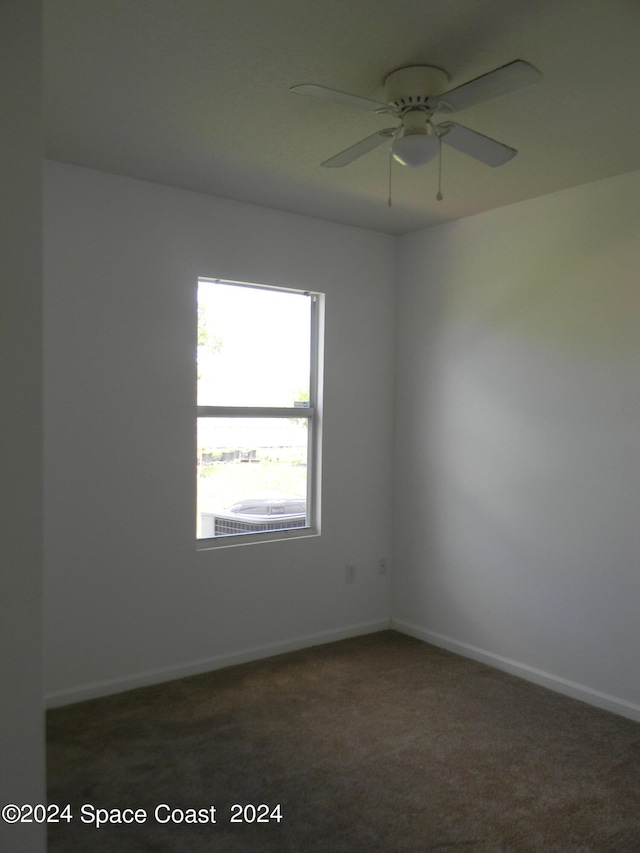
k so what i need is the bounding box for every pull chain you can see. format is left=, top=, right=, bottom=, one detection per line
left=436, top=133, right=444, bottom=201
left=388, top=149, right=393, bottom=207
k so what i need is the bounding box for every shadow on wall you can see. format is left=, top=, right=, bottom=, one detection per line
left=395, top=176, right=640, bottom=692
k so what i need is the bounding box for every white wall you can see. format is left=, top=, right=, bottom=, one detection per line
left=393, top=170, right=640, bottom=721
left=44, top=156, right=640, bottom=723
left=44, top=162, right=396, bottom=704
left=0, top=2, right=46, bottom=851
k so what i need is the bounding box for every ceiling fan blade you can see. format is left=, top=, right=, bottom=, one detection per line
left=321, top=128, right=396, bottom=167
left=436, top=60, right=542, bottom=113
left=291, top=83, right=393, bottom=113
left=438, top=122, right=517, bottom=167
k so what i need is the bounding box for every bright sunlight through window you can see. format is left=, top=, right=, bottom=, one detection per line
left=197, top=279, right=323, bottom=545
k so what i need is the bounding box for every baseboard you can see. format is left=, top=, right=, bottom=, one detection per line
left=45, top=618, right=391, bottom=708
left=391, top=619, right=640, bottom=725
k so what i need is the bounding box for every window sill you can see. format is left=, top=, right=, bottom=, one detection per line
left=196, top=526, right=320, bottom=551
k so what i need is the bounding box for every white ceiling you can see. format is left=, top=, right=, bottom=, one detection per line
left=44, top=0, right=640, bottom=235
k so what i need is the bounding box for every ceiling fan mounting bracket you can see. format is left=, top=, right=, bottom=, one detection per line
left=384, top=65, right=450, bottom=108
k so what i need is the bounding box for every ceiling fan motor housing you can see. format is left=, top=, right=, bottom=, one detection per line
left=384, top=65, right=450, bottom=110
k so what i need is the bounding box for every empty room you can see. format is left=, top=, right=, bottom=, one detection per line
left=2, top=1, right=640, bottom=850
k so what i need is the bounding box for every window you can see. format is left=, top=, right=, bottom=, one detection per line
left=197, top=278, right=322, bottom=545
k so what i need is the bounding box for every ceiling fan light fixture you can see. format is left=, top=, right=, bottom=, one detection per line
left=391, top=131, right=439, bottom=167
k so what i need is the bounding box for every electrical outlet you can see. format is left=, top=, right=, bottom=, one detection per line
left=378, top=557, right=388, bottom=575
left=345, top=564, right=356, bottom=584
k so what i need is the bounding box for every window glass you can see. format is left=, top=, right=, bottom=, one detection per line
left=197, top=279, right=321, bottom=544
left=197, top=416, right=309, bottom=538
left=197, top=282, right=311, bottom=408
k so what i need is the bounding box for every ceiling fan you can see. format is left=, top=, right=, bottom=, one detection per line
left=291, top=61, right=542, bottom=179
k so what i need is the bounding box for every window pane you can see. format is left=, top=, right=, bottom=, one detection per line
left=197, top=417, right=309, bottom=538
left=198, top=281, right=311, bottom=408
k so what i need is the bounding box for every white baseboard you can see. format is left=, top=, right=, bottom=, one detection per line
left=391, top=619, right=640, bottom=725
left=45, top=619, right=391, bottom=708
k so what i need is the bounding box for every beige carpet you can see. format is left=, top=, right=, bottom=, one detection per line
left=47, top=631, right=640, bottom=851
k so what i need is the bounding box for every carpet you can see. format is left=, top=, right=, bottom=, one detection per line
left=47, top=631, right=640, bottom=851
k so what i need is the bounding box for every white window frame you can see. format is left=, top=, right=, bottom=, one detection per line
left=196, top=278, right=323, bottom=549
